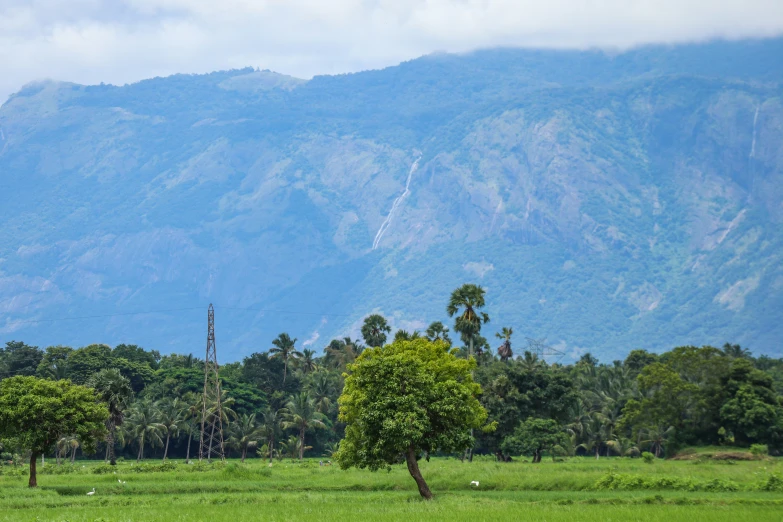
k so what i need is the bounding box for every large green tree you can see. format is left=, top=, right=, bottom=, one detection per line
left=501, top=418, right=568, bottom=462
left=334, top=338, right=490, bottom=500
left=0, top=376, right=107, bottom=487
left=0, top=341, right=43, bottom=379
left=88, top=368, right=133, bottom=465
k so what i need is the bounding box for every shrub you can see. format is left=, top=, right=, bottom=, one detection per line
left=129, top=461, right=178, bottom=473
left=91, top=464, right=116, bottom=475
left=749, top=444, right=768, bottom=457
left=760, top=474, right=783, bottom=492
left=642, top=452, right=655, bottom=464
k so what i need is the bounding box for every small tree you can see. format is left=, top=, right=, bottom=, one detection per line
left=501, top=418, right=568, bottom=462
left=361, top=314, right=392, bottom=348
left=0, top=376, right=107, bottom=487
left=334, top=338, right=490, bottom=500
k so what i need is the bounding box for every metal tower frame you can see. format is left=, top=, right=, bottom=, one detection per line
left=199, top=304, right=225, bottom=461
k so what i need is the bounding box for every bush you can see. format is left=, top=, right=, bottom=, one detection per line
left=642, top=452, right=655, bottom=464
left=760, top=474, right=783, bottom=492
left=91, top=464, right=117, bottom=475
left=749, top=444, right=768, bottom=457
left=129, top=461, right=178, bottom=473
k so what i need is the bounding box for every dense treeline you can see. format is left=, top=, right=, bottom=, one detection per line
left=1, top=284, right=782, bottom=466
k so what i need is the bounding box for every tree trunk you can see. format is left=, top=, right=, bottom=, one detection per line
left=405, top=446, right=433, bottom=500
left=466, top=336, right=474, bottom=463
left=107, top=425, right=116, bottom=466
left=186, top=434, right=192, bottom=463
left=241, top=447, right=247, bottom=463
left=283, top=359, right=288, bottom=386
left=299, top=428, right=305, bottom=461
left=28, top=452, right=38, bottom=488
left=71, top=447, right=76, bottom=464
left=137, top=434, right=144, bottom=462
left=595, top=446, right=599, bottom=460
left=163, top=433, right=170, bottom=460
left=269, top=436, right=274, bottom=463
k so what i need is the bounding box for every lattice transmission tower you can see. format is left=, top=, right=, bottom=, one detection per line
left=525, top=337, right=566, bottom=363
left=199, top=304, right=225, bottom=461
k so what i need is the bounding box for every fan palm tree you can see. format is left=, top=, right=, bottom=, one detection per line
left=447, top=284, right=490, bottom=360
left=283, top=392, right=328, bottom=460
left=297, top=349, right=318, bottom=375
left=157, top=398, right=185, bottom=460
left=495, top=327, right=513, bottom=362
left=360, top=314, right=391, bottom=348
left=88, top=368, right=134, bottom=465
left=260, top=407, right=285, bottom=464
left=126, top=399, right=165, bottom=462
left=722, top=343, right=750, bottom=359
left=69, top=437, right=80, bottom=464
left=228, top=414, right=263, bottom=462
left=641, top=425, right=675, bottom=458
left=425, top=321, right=452, bottom=344
left=270, top=333, right=302, bottom=385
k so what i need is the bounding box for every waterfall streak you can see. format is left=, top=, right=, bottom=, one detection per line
left=750, top=106, right=759, bottom=159
left=372, top=156, right=421, bottom=250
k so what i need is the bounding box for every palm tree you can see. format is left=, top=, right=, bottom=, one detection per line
left=260, top=407, right=285, bottom=463
left=126, top=399, right=165, bottom=462
left=360, top=314, right=391, bottom=348
left=496, top=327, right=513, bottom=361
left=577, top=413, right=611, bottom=460
left=270, top=333, right=302, bottom=385
left=519, top=351, right=542, bottom=372
left=324, top=338, right=364, bottom=370
left=279, top=435, right=305, bottom=460
left=641, top=425, right=675, bottom=458
left=88, top=368, right=134, bottom=465
left=307, top=370, right=336, bottom=414
left=180, top=418, right=200, bottom=463
left=228, top=414, right=263, bottom=462
left=425, top=321, right=452, bottom=344
left=606, top=435, right=640, bottom=457
left=722, top=343, right=750, bottom=359
left=393, top=329, right=421, bottom=342
left=298, top=349, right=318, bottom=375
left=447, top=284, right=490, bottom=360
left=283, top=393, right=328, bottom=460
left=69, top=437, right=80, bottom=464
left=157, top=398, right=184, bottom=460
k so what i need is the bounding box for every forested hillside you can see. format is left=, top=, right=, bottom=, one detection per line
left=1, top=38, right=782, bottom=359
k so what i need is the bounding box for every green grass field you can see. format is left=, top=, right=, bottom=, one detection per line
left=1, top=456, right=781, bottom=521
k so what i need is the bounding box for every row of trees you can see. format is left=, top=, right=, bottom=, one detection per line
left=2, top=283, right=783, bottom=492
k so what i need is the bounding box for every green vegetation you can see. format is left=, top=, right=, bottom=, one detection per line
left=0, top=458, right=781, bottom=521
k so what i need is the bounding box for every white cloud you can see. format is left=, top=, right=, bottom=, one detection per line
left=1, top=0, right=782, bottom=102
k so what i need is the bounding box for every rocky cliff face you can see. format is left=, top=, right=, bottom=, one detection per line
left=1, top=39, right=781, bottom=360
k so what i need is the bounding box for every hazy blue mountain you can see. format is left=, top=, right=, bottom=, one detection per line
left=1, top=39, right=781, bottom=362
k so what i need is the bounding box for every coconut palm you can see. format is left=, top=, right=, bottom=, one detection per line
left=324, top=338, right=364, bottom=370
left=307, top=370, right=336, bottom=414
left=126, top=399, right=165, bottom=462
left=88, top=368, right=134, bottom=465
left=279, top=435, right=305, bottom=460
left=270, top=333, right=302, bottom=385
left=282, top=392, right=328, bottom=460
left=577, top=413, right=612, bottom=459
left=425, top=321, right=452, bottom=344
left=260, top=407, right=285, bottom=463
left=393, top=329, right=421, bottom=342
left=641, top=425, right=675, bottom=458
left=495, top=327, right=513, bottom=362
left=606, top=435, right=640, bottom=457
left=180, top=418, right=200, bottom=463
left=360, top=314, right=391, bottom=348
left=157, top=398, right=185, bottom=460
left=519, top=351, right=543, bottom=372
left=722, top=343, right=750, bottom=359
left=297, top=349, right=318, bottom=375
left=228, top=413, right=263, bottom=462
left=447, top=284, right=490, bottom=360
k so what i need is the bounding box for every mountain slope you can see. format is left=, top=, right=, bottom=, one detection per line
left=1, top=39, right=781, bottom=361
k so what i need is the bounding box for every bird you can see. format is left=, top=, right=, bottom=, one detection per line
left=470, top=481, right=480, bottom=487
left=86, top=488, right=95, bottom=496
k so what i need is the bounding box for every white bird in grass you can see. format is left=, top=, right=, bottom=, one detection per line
left=470, top=481, right=479, bottom=487
left=86, top=488, right=95, bottom=496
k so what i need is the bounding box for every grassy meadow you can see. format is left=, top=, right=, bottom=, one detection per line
left=1, top=455, right=781, bottom=521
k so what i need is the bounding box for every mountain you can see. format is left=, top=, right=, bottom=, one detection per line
left=1, top=39, right=782, bottom=362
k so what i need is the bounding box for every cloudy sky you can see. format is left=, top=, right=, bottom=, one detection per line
left=1, top=0, right=782, bottom=102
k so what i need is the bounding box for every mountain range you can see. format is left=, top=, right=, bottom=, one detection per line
left=1, top=38, right=782, bottom=362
